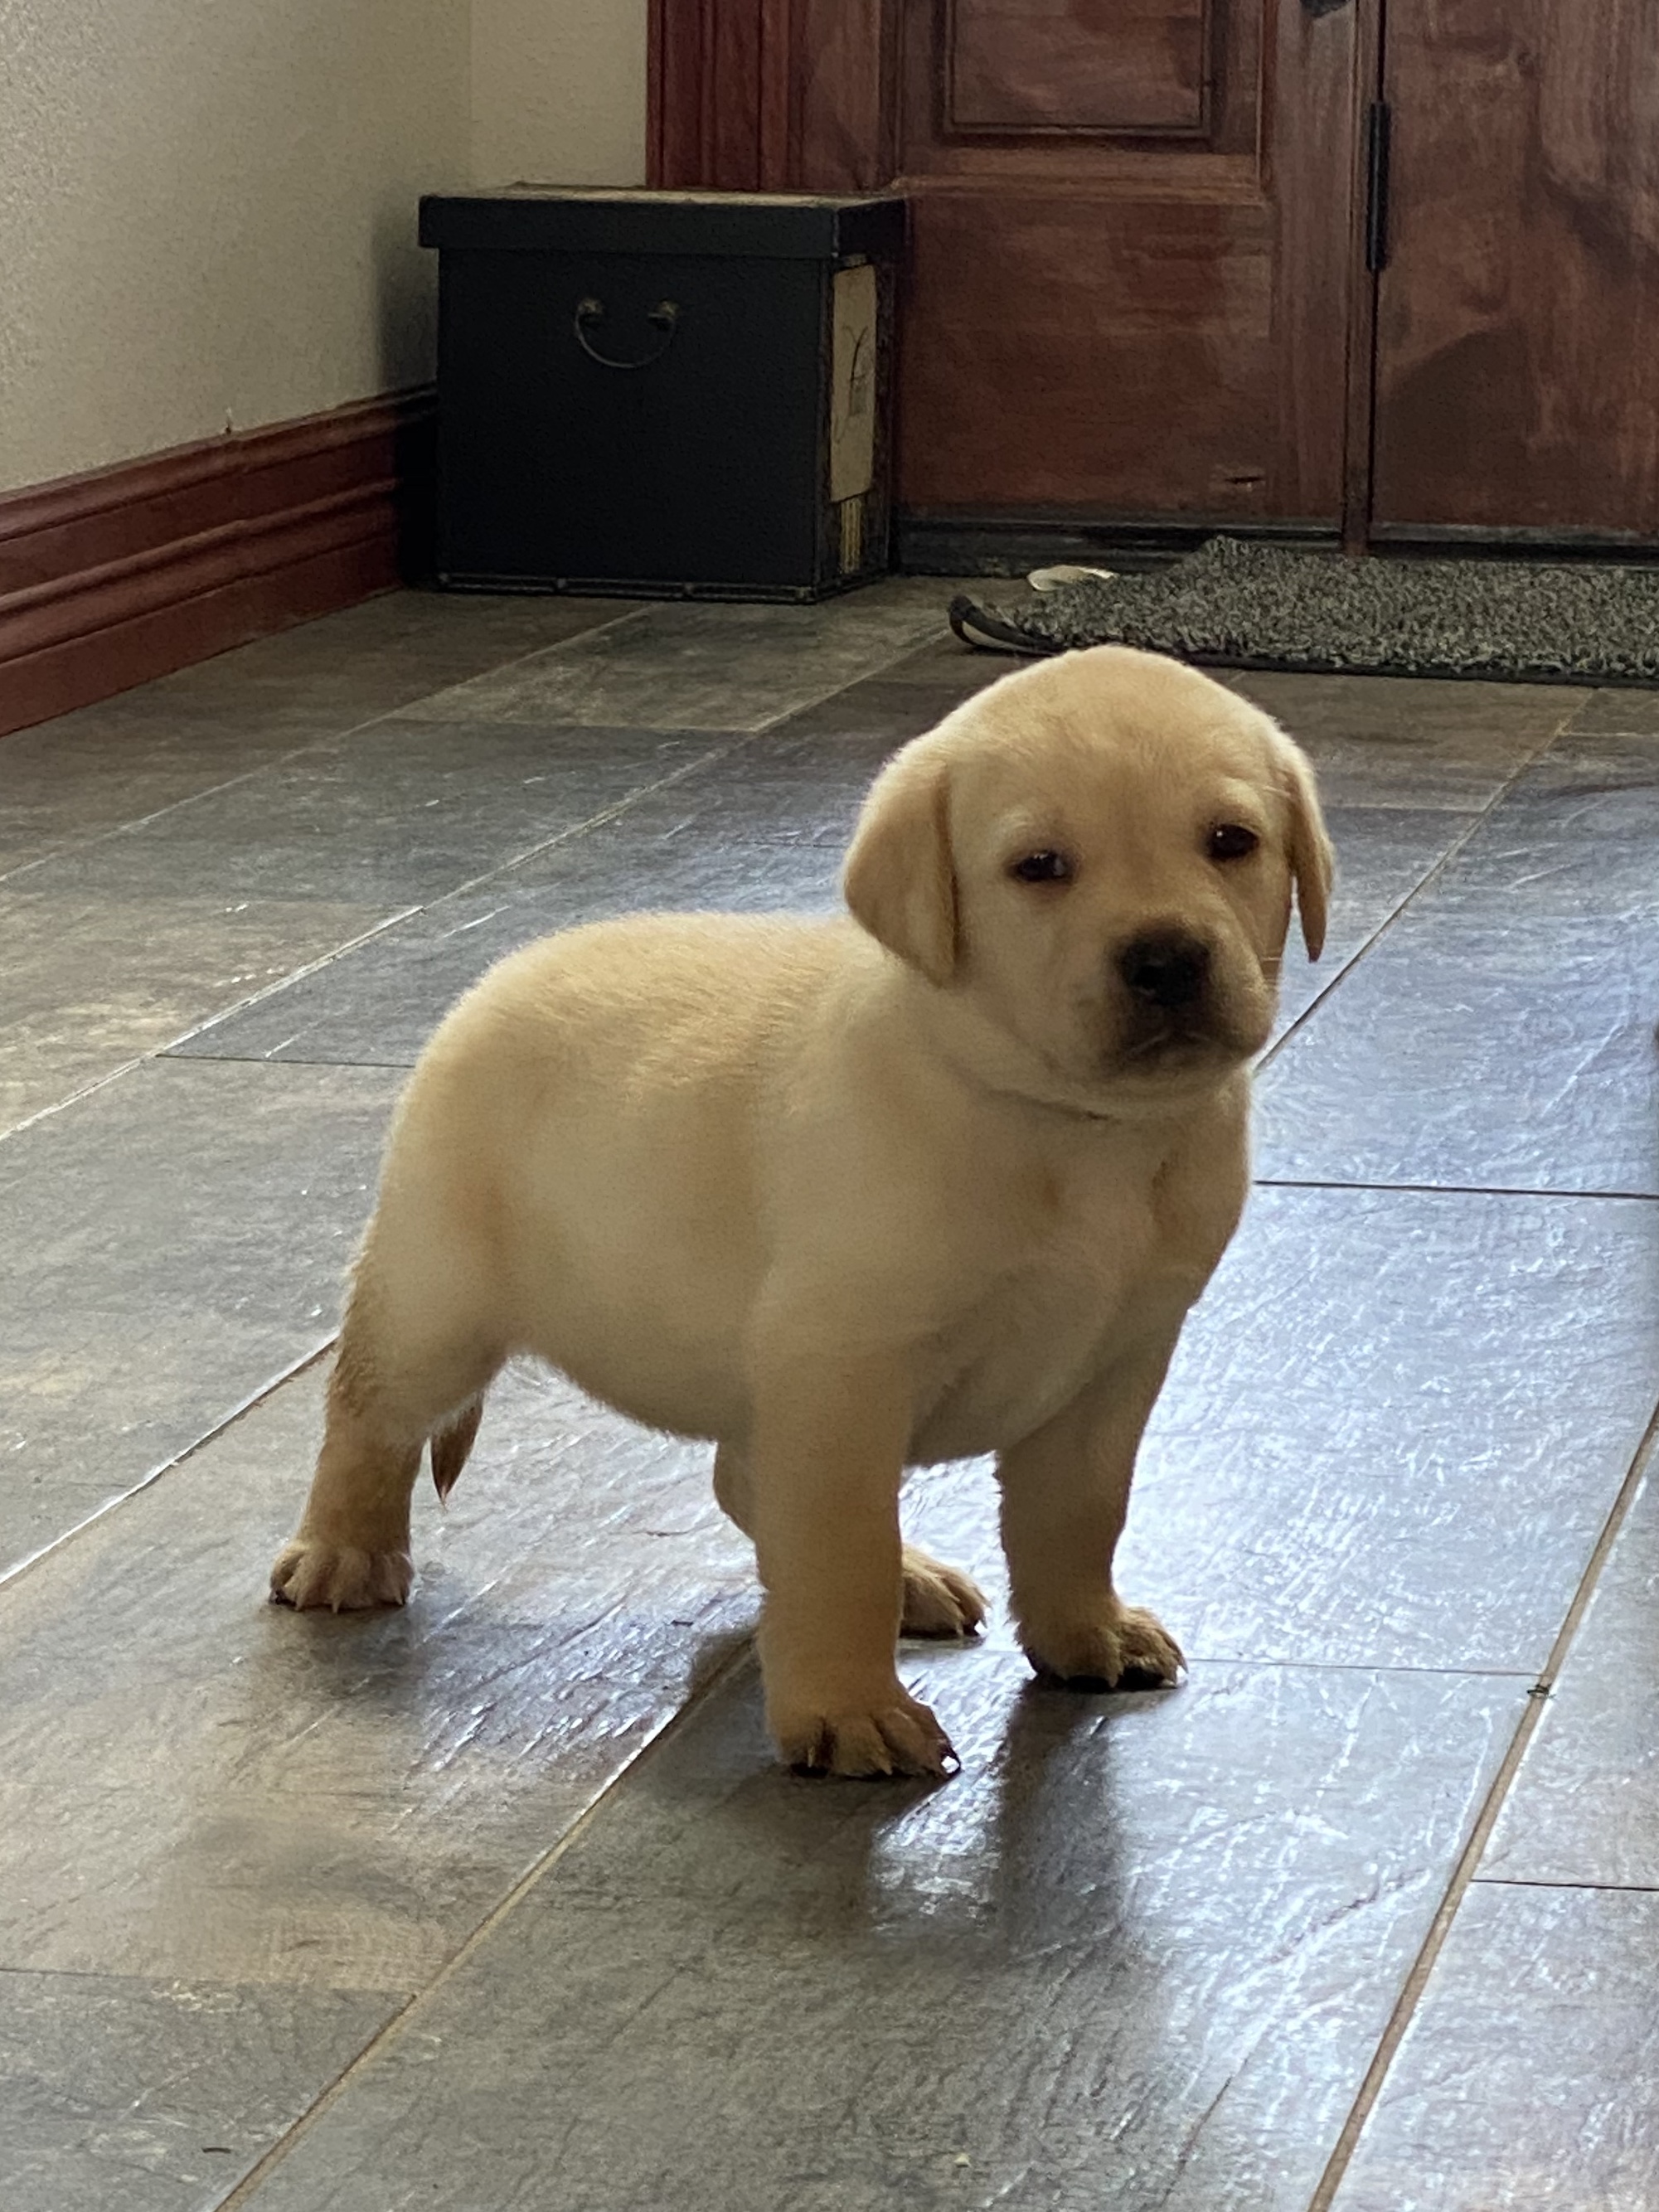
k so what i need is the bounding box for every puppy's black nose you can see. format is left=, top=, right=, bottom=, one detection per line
left=1118, top=930, right=1211, bottom=1010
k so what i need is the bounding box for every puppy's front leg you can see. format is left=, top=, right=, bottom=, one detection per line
left=749, top=1354, right=955, bottom=1779
left=997, top=1330, right=1187, bottom=1691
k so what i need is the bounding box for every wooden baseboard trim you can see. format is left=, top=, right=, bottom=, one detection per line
left=0, top=389, right=435, bottom=740
left=1367, top=521, right=1659, bottom=560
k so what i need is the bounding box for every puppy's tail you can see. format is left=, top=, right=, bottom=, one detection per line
left=430, top=1395, right=484, bottom=1502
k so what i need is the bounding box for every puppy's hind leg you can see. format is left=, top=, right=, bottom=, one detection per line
left=270, top=1215, right=503, bottom=1613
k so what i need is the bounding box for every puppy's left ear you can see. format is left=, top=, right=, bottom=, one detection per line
left=1271, top=729, right=1333, bottom=960
left=842, top=739, right=958, bottom=985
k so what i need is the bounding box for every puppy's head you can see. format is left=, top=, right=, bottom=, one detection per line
left=843, top=645, right=1332, bottom=1109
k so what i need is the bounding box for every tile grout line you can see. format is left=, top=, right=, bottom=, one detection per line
left=386, top=599, right=948, bottom=745
left=5, top=606, right=948, bottom=1136
left=740, top=616, right=958, bottom=734
left=154, top=740, right=749, bottom=1055
left=0, top=604, right=656, bottom=890
left=0, top=910, right=421, bottom=1147
left=0, top=1340, right=335, bottom=1598
left=1305, top=1392, right=1659, bottom=2210
left=211, top=1638, right=762, bottom=2212
left=0, top=613, right=676, bottom=1138
left=1476, top=1873, right=1659, bottom=1898
left=148, top=627, right=948, bottom=1082
left=1176, top=1654, right=1538, bottom=1681
left=1253, top=1176, right=1659, bottom=1204
left=0, top=740, right=740, bottom=1151
left=1257, top=701, right=1586, bottom=1074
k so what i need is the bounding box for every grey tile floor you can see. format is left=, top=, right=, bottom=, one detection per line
left=1, top=580, right=1655, bottom=2210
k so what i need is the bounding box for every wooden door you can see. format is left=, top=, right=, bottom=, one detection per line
left=1372, top=0, right=1659, bottom=541
left=652, top=2, right=1366, bottom=543
left=892, top=1, right=1360, bottom=534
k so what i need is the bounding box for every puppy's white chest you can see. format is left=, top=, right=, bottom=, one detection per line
left=914, top=1179, right=1194, bottom=1460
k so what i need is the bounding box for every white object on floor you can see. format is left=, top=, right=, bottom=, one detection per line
left=1028, top=565, right=1118, bottom=590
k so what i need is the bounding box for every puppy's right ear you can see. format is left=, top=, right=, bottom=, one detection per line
left=842, top=741, right=958, bottom=986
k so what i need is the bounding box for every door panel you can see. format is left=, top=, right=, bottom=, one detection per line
left=948, top=0, right=1210, bottom=135
left=1373, top=0, right=1659, bottom=536
left=893, top=0, right=1360, bottom=523
left=900, top=192, right=1273, bottom=511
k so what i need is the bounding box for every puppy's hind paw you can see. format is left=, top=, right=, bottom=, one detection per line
left=269, top=1537, right=412, bottom=1613
left=900, top=1545, right=988, bottom=1639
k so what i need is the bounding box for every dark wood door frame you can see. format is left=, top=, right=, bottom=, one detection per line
left=651, top=1, right=1385, bottom=555
left=648, top=1, right=900, bottom=197
left=1342, top=0, right=1385, bottom=552
left=648, top=0, right=789, bottom=192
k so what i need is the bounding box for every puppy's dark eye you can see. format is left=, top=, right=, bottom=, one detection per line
left=1208, top=823, right=1259, bottom=862
left=1010, top=851, right=1072, bottom=885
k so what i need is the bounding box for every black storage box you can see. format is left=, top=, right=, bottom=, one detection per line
left=418, top=187, right=905, bottom=603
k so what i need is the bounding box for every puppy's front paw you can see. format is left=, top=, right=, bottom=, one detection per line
left=269, top=1537, right=412, bottom=1612
left=900, top=1545, right=988, bottom=1638
left=768, top=1683, right=958, bottom=1779
left=1022, top=1601, right=1183, bottom=1689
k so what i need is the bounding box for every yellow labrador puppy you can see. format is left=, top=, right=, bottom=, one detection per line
left=272, top=645, right=1331, bottom=1778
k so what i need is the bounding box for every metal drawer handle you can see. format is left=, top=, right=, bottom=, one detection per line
left=573, top=296, right=680, bottom=370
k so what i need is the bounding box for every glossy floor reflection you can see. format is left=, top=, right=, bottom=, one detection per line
left=0, top=586, right=1653, bottom=2212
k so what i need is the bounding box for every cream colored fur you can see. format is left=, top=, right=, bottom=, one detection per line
left=271, top=645, right=1332, bottom=1779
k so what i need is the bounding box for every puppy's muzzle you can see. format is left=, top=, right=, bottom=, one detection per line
left=1118, top=929, right=1212, bottom=1013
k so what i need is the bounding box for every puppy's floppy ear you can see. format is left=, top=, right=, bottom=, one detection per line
left=842, top=740, right=958, bottom=985
left=1269, top=726, right=1333, bottom=960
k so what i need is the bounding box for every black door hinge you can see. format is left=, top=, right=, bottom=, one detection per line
left=1365, top=100, right=1392, bottom=272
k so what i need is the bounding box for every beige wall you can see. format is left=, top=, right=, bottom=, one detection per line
left=471, top=0, right=648, bottom=189
left=0, top=0, right=650, bottom=499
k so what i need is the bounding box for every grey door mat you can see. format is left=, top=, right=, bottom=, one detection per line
left=947, top=535, right=1659, bottom=686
